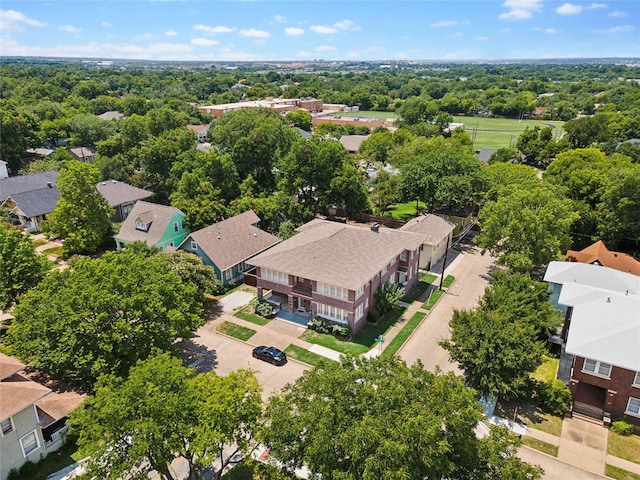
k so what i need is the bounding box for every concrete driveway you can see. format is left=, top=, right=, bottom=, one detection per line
left=218, top=291, right=254, bottom=313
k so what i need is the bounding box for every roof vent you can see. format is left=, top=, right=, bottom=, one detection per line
left=371, top=222, right=379, bottom=233
left=101, top=182, right=106, bottom=185
left=606, top=297, right=611, bottom=303
left=46, top=182, right=52, bottom=188
left=112, top=180, right=117, bottom=183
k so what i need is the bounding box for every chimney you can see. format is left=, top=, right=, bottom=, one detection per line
left=46, top=182, right=52, bottom=188
left=371, top=222, right=379, bottom=233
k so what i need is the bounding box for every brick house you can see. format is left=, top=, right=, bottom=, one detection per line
left=544, top=261, right=640, bottom=425
left=249, top=219, right=423, bottom=334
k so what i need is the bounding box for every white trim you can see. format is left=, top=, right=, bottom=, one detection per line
left=582, top=358, right=612, bottom=378
left=626, top=397, right=640, bottom=417
left=633, top=371, right=640, bottom=388
left=1, top=417, right=13, bottom=436
left=19, top=429, right=40, bottom=457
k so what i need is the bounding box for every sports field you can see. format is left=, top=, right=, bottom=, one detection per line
left=337, top=111, right=564, bottom=150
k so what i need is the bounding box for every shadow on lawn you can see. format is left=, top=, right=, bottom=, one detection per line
left=180, top=339, right=219, bottom=373
left=353, top=308, right=405, bottom=350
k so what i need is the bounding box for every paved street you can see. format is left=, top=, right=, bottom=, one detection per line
left=398, top=247, right=497, bottom=373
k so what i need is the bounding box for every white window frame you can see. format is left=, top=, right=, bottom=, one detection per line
left=262, top=268, right=288, bottom=285
left=400, top=251, right=407, bottom=261
left=355, top=303, right=364, bottom=321
left=173, top=221, right=179, bottom=233
left=382, top=265, right=388, bottom=275
left=1, top=417, right=13, bottom=436
left=626, top=397, right=640, bottom=417
left=224, top=270, right=231, bottom=280
left=135, top=221, right=147, bottom=231
left=19, top=430, right=40, bottom=457
left=317, top=282, right=348, bottom=300
left=191, top=240, right=198, bottom=251
left=316, top=303, right=349, bottom=324
left=355, top=285, right=364, bottom=299
left=582, top=358, right=612, bottom=378
left=633, top=371, right=640, bottom=388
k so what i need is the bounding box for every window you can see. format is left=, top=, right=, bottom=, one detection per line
left=626, top=397, right=640, bottom=416
left=355, top=303, right=364, bottom=320
left=181, top=219, right=187, bottom=229
left=135, top=221, right=147, bottom=232
left=317, top=282, right=348, bottom=300
left=262, top=268, right=288, bottom=285
left=356, top=285, right=364, bottom=298
left=173, top=222, right=179, bottom=233
left=1, top=418, right=13, bottom=436
left=400, top=251, right=407, bottom=261
left=191, top=240, right=198, bottom=251
left=225, top=270, right=231, bottom=280
left=583, top=358, right=612, bottom=378
left=20, top=430, right=40, bottom=457
left=382, top=265, right=388, bottom=275
left=169, top=242, right=174, bottom=247
left=634, top=372, right=640, bottom=388
left=317, top=303, right=348, bottom=324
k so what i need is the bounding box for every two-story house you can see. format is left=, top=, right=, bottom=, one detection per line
left=249, top=220, right=423, bottom=334
left=96, top=180, right=154, bottom=222
left=399, top=214, right=456, bottom=271
left=544, top=261, right=640, bottom=425
left=0, top=171, right=59, bottom=233
left=113, top=201, right=189, bottom=251
left=0, top=353, right=84, bottom=480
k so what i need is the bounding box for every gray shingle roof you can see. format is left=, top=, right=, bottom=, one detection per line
left=339, top=135, right=370, bottom=153
left=4, top=188, right=60, bottom=217
left=98, top=111, right=124, bottom=120
left=250, top=219, right=424, bottom=290
left=114, top=201, right=184, bottom=246
left=0, top=171, right=59, bottom=201
left=399, top=214, right=455, bottom=246
left=69, top=146, right=96, bottom=160
left=96, top=180, right=154, bottom=207
left=184, top=210, right=280, bottom=271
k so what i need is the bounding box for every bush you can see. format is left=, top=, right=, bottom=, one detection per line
left=251, top=298, right=275, bottom=318
left=611, top=420, right=634, bottom=436
left=310, top=317, right=351, bottom=339
left=534, top=379, right=572, bottom=416
left=374, top=282, right=403, bottom=315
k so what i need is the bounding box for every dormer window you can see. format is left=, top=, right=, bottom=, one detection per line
left=135, top=220, right=148, bottom=232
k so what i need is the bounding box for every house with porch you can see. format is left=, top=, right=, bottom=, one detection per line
left=178, top=210, right=280, bottom=285
left=113, top=201, right=189, bottom=251
left=0, top=171, right=59, bottom=233
left=249, top=219, right=423, bottom=334
left=0, top=353, right=84, bottom=480
left=399, top=214, right=456, bottom=271
left=544, top=261, right=640, bottom=425
left=96, top=180, right=154, bottom=222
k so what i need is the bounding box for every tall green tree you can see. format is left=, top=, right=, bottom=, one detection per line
left=597, top=164, right=640, bottom=249
left=0, top=106, right=41, bottom=173
left=263, top=356, right=541, bottom=480
left=7, top=250, right=203, bottom=387
left=0, top=225, right=49, bottom=309
left=44, top=160, right=113, bottom=256
left=70, top=351, right=263, bottom=480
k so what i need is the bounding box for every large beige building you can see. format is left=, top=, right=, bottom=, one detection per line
left=198, top=98, right=323, bottom=118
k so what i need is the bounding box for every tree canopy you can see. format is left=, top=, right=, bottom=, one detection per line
left=7, top=250, right=203, bottom=387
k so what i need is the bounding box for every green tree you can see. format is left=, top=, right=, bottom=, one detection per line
left=69, top=114, right=117, bottom=146
left=263, top=356, right=541, bottom=480
left=597, top=164, right=640, bottom=249
left=396, top=96, right=439, bottom=127
left=277, top=220, right=297, bottom=240
left=370, top=169, right=400, bottom=215
left=160, top=250, right=223, bottom=298
left=284, top=110, right=312, bottom=131
left=476, top=184, right=578, bottom=272
left=6, top=250, right=203, bottom=387
left=0, top=105, right=41, bottom=173
left=70, top=351, right=263, bottom=480
left=374, top=282, right=403, bottom=315
left=563, top=115, right=610, bottom=149
left=0, top=225, right=49, bottom=309
left=44, top=160, right=113, bottom=256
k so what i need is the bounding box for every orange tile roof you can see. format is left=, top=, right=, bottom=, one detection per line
left=566, top=240, right=640, bottom=276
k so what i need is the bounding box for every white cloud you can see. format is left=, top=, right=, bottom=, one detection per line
left=316, top=45, right=336, bottom=52
left=499, top=0, right=543, bottom=20
left=592, top=25, right=635, bottom=33
left=59, top=24, right=82, bottom=33
left=296, top=50, right=312, bottom=57
left=191, top=38, right=219, bottom=46
left=101, top=21, right=112, bottom=27
left=285, top=27, right=304, bottom=36
left=164, top=29, right=177, bottom=36
left=608, top=10, right=627, bottom=17
left=587, top=3, right=607, bottom=9
left=0, top=9, right=47, bottom=31
left=310, top=25, right=337, bottom=34
left=333, top=19, right=360, bottom=31
left=474, top=36, right=489, bottom=41
left=545, top=28, right=559, bottom=33
left=431, top=20, right=457, bottom=28
left=240, top=28, right=270, bottom=38
left=556, top=3, right=583, bottom=15
left=193, top=24, right=235, bottom=35
left=274, top=15, right=286, bottom=23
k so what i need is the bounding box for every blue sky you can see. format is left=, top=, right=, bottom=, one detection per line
left=0, top=1, right=638, bottom=61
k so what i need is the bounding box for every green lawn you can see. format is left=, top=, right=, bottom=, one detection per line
left=217, top=321, right=256, bottom=341
left=234, top=306, right=270, bottom=326
left=402, top=273, right=437, bottom=303
left=422, top=288, right=445, bottom=310
left=605, top=465, right=640, bottom=480
left=285, top=344, right=335, bottom=366
left=521, top=436, right=559, bottom=457
left=387, top=201, right=425, bottom=221
left=32, top=239, right=48, bottom=247
left=42, top=245, right=64, bottom=257
left=495, top=401, right=563, bottom=436
left=12, top=440, right=78, bottom=480
left=441, top=275, right=455, bottom=289
left=300, top=308, right=405, bottom=356
left=608, top=431, right=640, bottom=464
left=532, top=356, right=560, bottom=383
left=382, top=312, right=426, bottom=358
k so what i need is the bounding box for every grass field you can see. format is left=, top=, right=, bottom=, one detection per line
left=382, top=312, right=426, bottom=358
left=234, top=306, right=270, bottom=326
left=521, top=436, right=559, bottom=457
left=532, top=355, right=560, bottom=383
left=217, top=321, right=256, bottom=341
left=605, top=464, right=640, bottom=480
left=387, top=201, right=425, bottom=220
left=285, top=344, right=334, bottom=366
left=422, top=288, right=445, bottom=310
left=608, top=431, right=640, bottom=464
left=338, top=111, right=564, bottom=150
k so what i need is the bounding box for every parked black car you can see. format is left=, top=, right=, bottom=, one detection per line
left=252, top=346, right=287, bottom=366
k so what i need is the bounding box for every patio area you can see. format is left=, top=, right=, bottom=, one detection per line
left=269, top=293, right=312, bottom=327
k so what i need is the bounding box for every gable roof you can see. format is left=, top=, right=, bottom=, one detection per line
left=186, top=123, right=209, bottom=133
left=3, top=187, right=60, bottom=217
left=0, top=352, right=24, bottom=380
left=566, top=240, right=640, bottom=276
left=250, top=219, right=424, bottom=290
left=98, top=111, right=124, bottom=120
left=184, top=210, right=280, bottom=272
left=339, top=135, right=370, bottom=153
left=69, top=146, right=97, bottom=159
left=559, top=282, right=640, bottom=371
left=114, top=200, right=184, bottom=246
left=544, top=261, right=639, bottom=295
left=96, top=180, right=154, bottom=207
left=399, top=214, right=455, bottom=246
left=0, top=171, right=59, bottom=201
left=476, top=149, right=497, bottom=165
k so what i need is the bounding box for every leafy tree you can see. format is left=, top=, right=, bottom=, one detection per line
left=69, top=114, right=117, bottom=146
left=285, top=110, right=312, bottom=131
left=263, top=356, right=541, bottom=480
left=277, top=220, right=297, bottom=240
left=370, top=169, right=400, bottom=215
left=597, top=164, right=640, bottom=249
left=43, top=160, right=113, bottom=256
left=374, top=282, right=403, bottom=315
left=396, top=96, right=439, bottom=127
left=160, top=250, right=223, bottom=298
left=6, top=250, right=203, bottom=387
left=360, top=129, right=395, bottom=163
left=563, top=115, right=610, bottom=149
left=0, top=225, right=49, bottom=309
left=0, top=105, right=41, bottom=173
left=70, top=351, right=263, bottom=480
left=476, top=184, right=578, bottom=272
left=488, top=147, right=518, bottom=165
left=170, top=172, right=227, bottom=230
left=21, top=147, right=74, bottom=174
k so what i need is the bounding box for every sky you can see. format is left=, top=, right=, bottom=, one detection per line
left=0, top=0, right=638, bottom=62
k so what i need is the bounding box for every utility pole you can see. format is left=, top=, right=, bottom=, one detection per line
left=439, top=234, right=451, bottom=291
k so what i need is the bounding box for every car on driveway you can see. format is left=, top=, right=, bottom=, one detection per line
left=252, top=346, right=287, bottom=366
